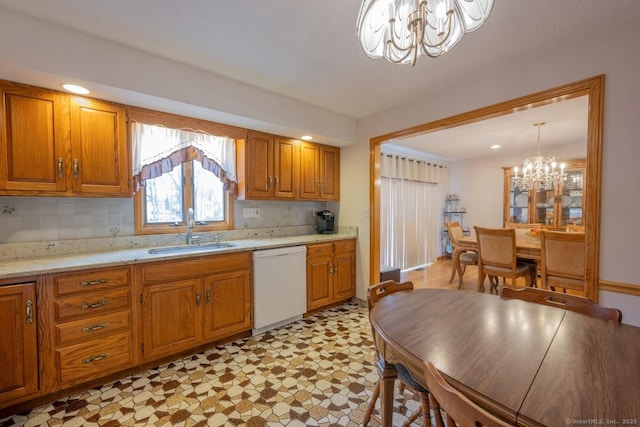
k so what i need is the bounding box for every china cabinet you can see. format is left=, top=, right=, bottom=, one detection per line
left=503, top=159, right=586, bottom=228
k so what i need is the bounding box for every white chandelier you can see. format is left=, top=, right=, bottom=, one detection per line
left=356, top=0, right=494, bottom=66
left=513, top=123, right=565, bottom=192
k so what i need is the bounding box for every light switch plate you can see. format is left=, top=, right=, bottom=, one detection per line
left=243, top=208, right=260, bottom=218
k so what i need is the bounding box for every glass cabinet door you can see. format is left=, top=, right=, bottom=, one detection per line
left=534, top=188, right=556, bottom=226
left=560, top=168, right=584, bottom=226
left=507, top=175, right=530, bottom=224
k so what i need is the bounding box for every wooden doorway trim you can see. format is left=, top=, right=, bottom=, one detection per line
left=369, top=75, right=604, bottom=302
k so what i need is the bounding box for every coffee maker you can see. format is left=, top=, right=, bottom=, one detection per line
left=314, top=210, right=335, bottom=234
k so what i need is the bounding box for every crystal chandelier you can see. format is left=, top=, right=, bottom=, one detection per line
left=356, top=0, right=494, bottom=66
left=513, top=123, right=565, bottom=192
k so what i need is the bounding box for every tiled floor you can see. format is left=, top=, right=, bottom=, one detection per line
left=2, top=303, right=426, bottom=427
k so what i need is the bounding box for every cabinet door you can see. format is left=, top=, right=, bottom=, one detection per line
left=558, top=166, right=585, bottom=227
left=141, top=279, right=202, bottom=360
left=245, top=131, right=274, bottom=199
left=306, top=255, right=333, bottom=310
left=333, top=251, right=355, bottom=301
left=299, top=141, right=321, bottom=200
left=503, top=169, right=532, bottom=225
left=203, top=270, right=252, bottom=341
left=0, top=82, right=69, bottom=193
left=69, top=97, right=130, bottom=196
left=273, top=137, right=299, bottom=199
left=0, top=283, right=39, bottom=403
left=320, top=145, right=340, bottom=200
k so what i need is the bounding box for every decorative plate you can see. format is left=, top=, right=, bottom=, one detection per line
left=561, top=195, right=572, bottom=208
left=515, top=194, right=528, bottom=207
left=571, top=196, right=582, bottom=207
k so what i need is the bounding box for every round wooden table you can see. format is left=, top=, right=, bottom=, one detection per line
left=369, top=289, right=640, bottom=426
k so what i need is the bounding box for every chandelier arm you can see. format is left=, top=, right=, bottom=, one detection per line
left=420, top=10, right=455, bottom=51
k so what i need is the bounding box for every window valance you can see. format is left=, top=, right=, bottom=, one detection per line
left=132, top=122, right=237, bottom=194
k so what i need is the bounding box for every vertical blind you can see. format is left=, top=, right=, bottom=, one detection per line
left=380, top=153, right=448, bottom=271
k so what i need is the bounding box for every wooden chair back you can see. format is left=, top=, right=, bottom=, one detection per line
left=422, top=361, right=511, bottom=427
left=506, top=222, right=543, bottom=229
left=474, top=226, right=517, bottom=271
left=446, top=221, right=465, bottom=246
left=367, top=280, right=414, bottom=311
left=501, top=287, right=622, bottom=322
left=566, top=224, right=586, bottom=232
left=539, top=230, right=586, bottom=293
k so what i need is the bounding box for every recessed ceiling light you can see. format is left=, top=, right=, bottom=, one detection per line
left=62, top=84, right=90, bottom=95
left=301, top=135, right=313, bottom=141
left=490, top=144, right=501, bottom=149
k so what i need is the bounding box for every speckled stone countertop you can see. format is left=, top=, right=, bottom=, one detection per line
left=0, top=226, right=357, bottom=280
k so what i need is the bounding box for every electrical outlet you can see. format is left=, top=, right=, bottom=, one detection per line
left=243, top=208, right=260, bottom=218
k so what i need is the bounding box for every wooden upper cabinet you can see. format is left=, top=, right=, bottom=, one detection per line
left=0, top=81, right=70, bottom=193
left=319, top=145, right=340, bottom=201
left=273, top=137, right=299, bottom=199
left=244, top=131, right=273, bottom=199
left=0, top=80, right=131, bottom=197
left=238, top=131, right=301, bottom=200
left=69, top=97, right=129, bottom=195
left=300, top=142, right=340, bottom=201
left=299, top=141, right=321, bottom=200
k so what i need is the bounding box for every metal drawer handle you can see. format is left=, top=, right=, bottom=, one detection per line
left=318, top=248, right=326, bottom=252
left=196, top=291, right=201, bottom=307
left=73, top=159, right=79, bottom=178
left=81, top=300, right=109, bottom=310
left=82, top=322, right=111, bottom=333
left=83, top=353, right=110, bottom=364
left=26, top=300, right=33, bottom=323
left=81, top=279, right=109, bottom=287
left=57, top=158, right=64, bottom=178
left=206, top=289, right=211, bottom=304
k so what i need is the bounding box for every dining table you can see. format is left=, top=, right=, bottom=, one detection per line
left=451, top=231, right=541, bottom=288
left=369, top=288, right=640, bottom=426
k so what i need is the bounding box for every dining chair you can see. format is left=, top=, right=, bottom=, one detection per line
left=364, top=280, right=443, bottom=427
left=501, top=287, right=622, bottom=322
left=566, top=224, right=586, bottom=232
left=474, top=226, right=533, bottom=294
left=505, top=222, right=543, bottom=230
left=445, top=221, right=477, bottom=288
left=421, top=361, right=511, bottom=427
left=539, top=230, right=586, bottom=295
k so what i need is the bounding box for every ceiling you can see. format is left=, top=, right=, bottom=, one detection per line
left=0, top=0, right=638, bottom=154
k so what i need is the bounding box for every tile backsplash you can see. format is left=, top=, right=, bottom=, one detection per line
left=0, top=197, right=328, bottom=244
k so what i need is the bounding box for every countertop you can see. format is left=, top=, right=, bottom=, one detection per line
left=0, top=233, right=356, bottom=280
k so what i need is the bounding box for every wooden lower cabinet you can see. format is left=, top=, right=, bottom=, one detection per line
left=42, top=267, right=136, bottom=390
left=306, top=239, right=356, bottom=311
left=0, top=282, right=39, bottom=406
left=137, top=252, right=252, bottom=362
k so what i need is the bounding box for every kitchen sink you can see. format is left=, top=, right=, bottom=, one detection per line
left=148, top=242, right=236, bottom=254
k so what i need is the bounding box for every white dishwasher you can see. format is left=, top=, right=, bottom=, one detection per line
left=252, top=245, right=307, bottom=335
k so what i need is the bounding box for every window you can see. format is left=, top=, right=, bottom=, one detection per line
left=132, top=121, right=237, bottom=235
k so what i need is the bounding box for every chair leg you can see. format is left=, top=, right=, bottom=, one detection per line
left=430, top=393, right=445, bottom=427
left=477, top=271, right=486, bottom=293
left=402, top=390, right=431, bottom=427
left=448, top=262, right=457, bottom=283
left=363, top=380, right=380, bottom=426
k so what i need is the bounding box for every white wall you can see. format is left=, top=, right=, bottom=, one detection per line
left=346, top=16, right=640, bottom=325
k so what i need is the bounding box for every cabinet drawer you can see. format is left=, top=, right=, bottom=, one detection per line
left=56, top=332, right=132, bottom=387
left=54, top=288, right=130, bottom=321
left=55, top=310, right=131, bottom=345
left=333, top=239, right=355, bottom=254
left=307, top=243, right=333, bottom=257
left=54, top=268, right=130, bottom=296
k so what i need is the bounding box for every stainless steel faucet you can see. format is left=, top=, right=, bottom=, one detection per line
left=187, top=208, right=201, bottom=245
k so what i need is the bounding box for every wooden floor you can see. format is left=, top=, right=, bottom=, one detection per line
left=401, top=258, right=530, bottom=292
